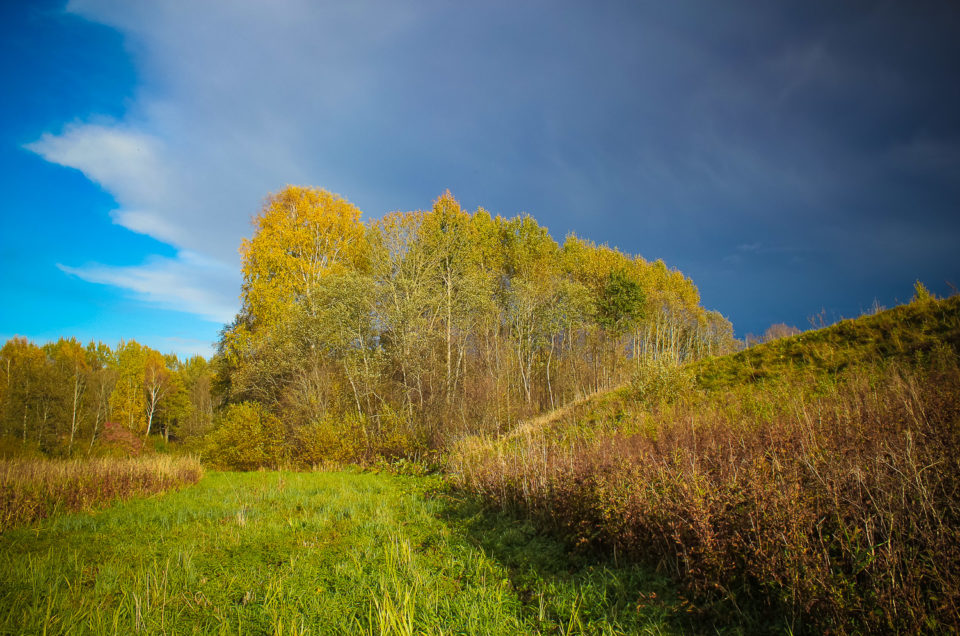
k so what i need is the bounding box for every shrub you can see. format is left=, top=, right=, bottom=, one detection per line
left=368, top=407, right=430, bottom=462
left=291, top=415, right=364, bottom=467
left=97, top=421, right=145, bottom=457
left=205, top=402, right=285, bottom=470
left=630, top=358, right=693, bottom=405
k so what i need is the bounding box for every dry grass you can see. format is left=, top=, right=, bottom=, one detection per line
left=0, top=455, right=203, bottom=531
left=452, top=355, right=960, bottom=633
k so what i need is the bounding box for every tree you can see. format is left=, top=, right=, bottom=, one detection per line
left=111, top=340, right=147, bottom=435
left=47, top=338, right=89, bottom=456
left=419, top=191, right=481, bottom=404
left=240, top=185, right=369, bottom=330
left=596, top=269, right=646, bottom=334
left=373, top=210, right=440, bottom=416
left=85, top=341, right=116, bottom=451
left=177, top=355, right=215, bottom=441
left=143, top=349, right=174, bottom=440
left=0, top=338, right=48, bottom=445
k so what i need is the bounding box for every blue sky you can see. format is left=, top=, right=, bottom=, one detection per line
left=2, top=0, right=959, bottom=357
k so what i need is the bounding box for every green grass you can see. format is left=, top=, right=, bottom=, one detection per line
left=0, top=470, right=686, bottom=635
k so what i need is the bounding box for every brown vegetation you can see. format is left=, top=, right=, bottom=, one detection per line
left=452, top=350, right=960, bottom=632
left=0, top=455, right=203, bottom=531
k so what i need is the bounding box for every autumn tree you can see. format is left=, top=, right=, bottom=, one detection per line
left=143, top=349, right=174, bottom=440
left=0, top=338, right=48, bottom=445
left=212, top=186, right=734, bottom=465
left=85, top=341, right=116, bottom=451
left=47, top=337, right=89, bottom=456
left=240, top=185, right=369, bottom=329
left=111, top=340, right=147, bottom=435
left=372, top=210, right=439, bottom=417
left=176, top=355, right=216, bottom=441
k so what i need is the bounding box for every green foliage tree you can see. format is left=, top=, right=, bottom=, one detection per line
left=596, top=269, right=646, bottom=333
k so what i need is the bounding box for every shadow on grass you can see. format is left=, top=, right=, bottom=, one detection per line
left=432, top=488, right=711, bottom=634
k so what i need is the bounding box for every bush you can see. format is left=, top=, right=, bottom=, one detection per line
left=291, top=415, right=364, bottom=467
left=368, top=407, right=429, bottom=462
left=97, top=421, right=145, bottom=457
left=205, top=402, right=285, bottom=470
left=630, top=358, right=693, bottom=405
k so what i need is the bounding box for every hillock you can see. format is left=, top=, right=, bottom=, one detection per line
left=454, top=295, right=960, bottom=633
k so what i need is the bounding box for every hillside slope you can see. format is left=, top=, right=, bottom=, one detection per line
left=492, top=294, right=960, bottom=444
left=695, top=294, right=960, bottom=389
left=453, top=295, right=960, bottom=633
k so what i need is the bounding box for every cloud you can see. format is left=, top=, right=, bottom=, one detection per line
left=22, top=0, right=960, bottom=339
left=58, top=251, right=239, bottom=324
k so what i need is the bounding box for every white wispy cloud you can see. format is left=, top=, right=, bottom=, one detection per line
left=57, top=251, right=238, bottom=324
left=25, top=1, right=427, bottom=324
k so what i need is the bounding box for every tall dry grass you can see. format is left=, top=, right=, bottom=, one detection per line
left=0, top=455, right=203, bottom=531
left=452, top=356, right=960, bottom=632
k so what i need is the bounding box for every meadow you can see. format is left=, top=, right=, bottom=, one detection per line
left=0, top=470, right=691, bottom=635
left=2, top=293, right=958, bottom=633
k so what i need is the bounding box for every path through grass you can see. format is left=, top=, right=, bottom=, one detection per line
left=0, top=471, right=685, bottom=634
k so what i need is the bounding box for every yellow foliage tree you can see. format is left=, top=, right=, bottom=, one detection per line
left=240, top=185, right=370, bottom=329
left=111, top=340, right=147, bottom=435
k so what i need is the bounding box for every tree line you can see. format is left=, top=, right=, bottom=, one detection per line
left=1, top=186, right=736, bottom=465
left=0, top=337, right=215, bottom=456
left=210, top=186, right=736, bottom=465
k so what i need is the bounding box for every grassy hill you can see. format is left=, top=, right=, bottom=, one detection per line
left=695, top=294, right=960, bottom=389
left=481, top=294, right=960, bottom=444
left=453, top=295, right=960, bottom=633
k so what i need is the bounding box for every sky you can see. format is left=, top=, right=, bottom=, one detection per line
left=2, top=0, right=959, bottom=357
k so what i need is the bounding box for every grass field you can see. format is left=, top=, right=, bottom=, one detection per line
left=0, top=470, right=689, bottom=635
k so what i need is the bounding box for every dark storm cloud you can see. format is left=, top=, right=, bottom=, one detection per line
left=33, top=0, right=960, bottom=336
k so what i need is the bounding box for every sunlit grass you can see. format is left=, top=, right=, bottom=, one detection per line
left=0, top=470, right=685, bottom=634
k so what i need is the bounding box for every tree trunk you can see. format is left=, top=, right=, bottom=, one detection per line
left=546, top=339, right=555, bottom=410
left=445, top=269, right=453, bottom=404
